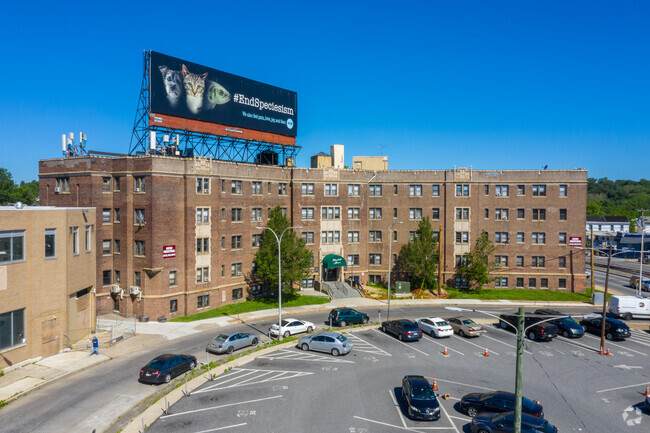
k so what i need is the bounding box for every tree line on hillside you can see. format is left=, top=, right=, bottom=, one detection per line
left=587, top=177, right=650, bottom=229
left=0, top=168, right=39, bottom=205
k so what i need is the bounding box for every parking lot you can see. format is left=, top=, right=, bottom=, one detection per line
left=146, top=315, right=650, bottom=433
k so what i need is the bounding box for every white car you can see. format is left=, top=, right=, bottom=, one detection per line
left=269, top=318, right=315, bottom=338
left=415, top=317, right=454, bottom=338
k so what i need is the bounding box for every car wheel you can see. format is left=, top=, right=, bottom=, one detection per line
left=467, top=406, right=479, bottom=417
left=431, top=330, right=437, bottom=338
left=301, top=343, right=309, bottom=351
left=226, top=346, right=234, bottom=354
left=500, top=321, right=508, bottom=329
left=528, top=332, right=536, bottom=341
left=164, top=374, right=172, bottom=383
left=381, top=326, right=386, bottom=332
left=331, top=348, right=340, bottom=356
left=340, top=320, right=347, bottom=327
left=477, top=429, right=491, bottom=433
left=398, top=334, right=404, bottom=341
left=251, top=338, right=258, bottom=346
left=623, top=313, right=632, bottom=321
left=459, top=329, right=465, bottom=337
left=189, top=361, right=196, bottom=369
left=283, top=331, right=290, bottom=338
left=362, top=317, right=369, bottom=325
left=606, top=332, right=613, bottom=340
left=562, top=330, right=570, bottom=338
left=307, top=326, right=314, bottom=332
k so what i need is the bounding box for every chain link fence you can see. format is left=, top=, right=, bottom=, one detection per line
left=96, top=313, right=137, bottom=346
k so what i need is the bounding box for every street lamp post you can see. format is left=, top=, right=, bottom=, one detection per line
left=387, top=221, right=402, bottom=321
left=256, top=225, right=302, bottom=341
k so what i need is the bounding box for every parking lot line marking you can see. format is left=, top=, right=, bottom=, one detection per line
left=596, top=381, right=650, bottom=393
left=193, top=423, right=247, bottom=432
left=424, top=336, right=465, bottom=355
left=373, top=329, right=430, bottom=356
left=433, top=378, right=495, bottom=392
left=451, top=336, right=500, bottom=355
left=195, top=368, right=314, bottom=394
left=160, top=395, right=283, bottom=419
left=353, top=416, right=426, bottom=432
left=258, top=349, right=356, bottom=363
left=390, top=388, right=410, bottom=429
left=582, top=334, right=648, bottom=356
left=448, top=415, right=471, bottom=422
left=553, top=336, right=602, bottom=354
left=437, top=399, right=461, bottom=433
left=480, top=333, right=532, bottom=354
left=347, top=333, right=393, bottom=356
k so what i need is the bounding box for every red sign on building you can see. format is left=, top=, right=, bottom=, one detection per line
left=163, top=245, right=176, bottom=258
left=569, top=237, right=582, bottom=247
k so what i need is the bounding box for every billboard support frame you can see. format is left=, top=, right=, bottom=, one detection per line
left=129, top=51, right=299, bottom=165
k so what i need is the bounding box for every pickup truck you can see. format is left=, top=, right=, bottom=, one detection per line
left=498, top=314, right=558, bottom=341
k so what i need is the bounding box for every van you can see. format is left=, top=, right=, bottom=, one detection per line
left=628, top=275, right=650, bottom=292
left=608, top=295, right=650, bottom=320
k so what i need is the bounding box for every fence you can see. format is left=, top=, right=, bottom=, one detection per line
left=96, top=313, right=137, bottom=346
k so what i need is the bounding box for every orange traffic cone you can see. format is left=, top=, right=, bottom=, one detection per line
left=600, top=347, right=604, bottom=355
left=443, top=345, right=448, bottom=356
left=484, top=347, right=489, bottom=357
left=644, top=385, right=649, bottom=397
left=432, top=376, right=438, bottom=391
left=606, top=348, right=611, bottom=356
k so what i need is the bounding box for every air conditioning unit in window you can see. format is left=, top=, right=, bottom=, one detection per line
left=502, top=216, right=508, bottom=221
left=110, top=284, right=122, bottom=294
left=495, top=193, right=501, bottom=197
left=54, top=187, right=61, bottom=193
left=130, top=286, right=142, bottom=301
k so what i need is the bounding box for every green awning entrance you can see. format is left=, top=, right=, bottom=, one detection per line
left=322, top=254, right=347, bottom=268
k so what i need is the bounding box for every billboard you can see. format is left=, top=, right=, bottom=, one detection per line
left=150, top=51, right=297, bottom=142
left=569, top=237, right=582, bottom=247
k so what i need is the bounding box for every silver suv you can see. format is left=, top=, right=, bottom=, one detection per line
left=629, top=275, right=650, bottom=291
left=298, top=331, right=352, bottom=356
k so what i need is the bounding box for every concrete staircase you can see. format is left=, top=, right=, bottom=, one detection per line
left=320, top=281, right=363, bottom=299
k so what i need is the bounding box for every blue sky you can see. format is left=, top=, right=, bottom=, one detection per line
left=1, top=1, right=648, bottom=183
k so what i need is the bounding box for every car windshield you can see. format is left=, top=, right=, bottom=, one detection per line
left=336, top=335, right=347, bottom=343
left=557, top=317, right=577, bottom=327
left=214, top=334, right=229, bottom=342
left=148, top=359, right=167, bottom=369
left=435, top=321, right=449, bottom=326
left=402, top=322, right=418, bottom=330
left=490, top=412, right=510, bottom=422
left=412, top=383, right=435, bottom=399
left=479, top=392, right=498, bottom=401
left=462, top=319, right=477, bottom=326
left=280, top=320, right=290, bottom=326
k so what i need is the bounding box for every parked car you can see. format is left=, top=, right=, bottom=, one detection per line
left=446, top=316, right=485, bottom=337
left=534, top=309, right=585, bottom=338
left=415, top=317, right=453, bottom=338
left=629, top=275, right=650, bottom=292
left=381, top=320, right=423, bottom=341
left=328, top=308, right=369, bottom=326
left=401, top=375, right=441, bottom=420
left=206, top=331, right=259, bottom=354
left=499, top=314, right=558, bottom=341
left=460, top=391, right=544, bottom=418
left=608, top=295, right=650, bottom=320
left=298, top=331, right=352, bottom=356
left=580, top=316, right=631, bottom=340
left=470, top=411, right=558, bottom=433
left=270, top=318, right=315, bottom=338
left=139, top=354, right=197, bottom=384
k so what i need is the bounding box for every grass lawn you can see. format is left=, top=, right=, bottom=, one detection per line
left=445, top=288, right=593, bottom=302
left=171, top=294, right=330, bottom=322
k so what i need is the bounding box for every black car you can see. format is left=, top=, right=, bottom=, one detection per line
left=580, top=316, right=631, bottom=340
left=499, top=314, right=558, bottom=341
left=644, top=395, right=650, bottom=414
left=139, top=354, right=197, bottom=384
left=460, top=391, right=544, bottom=418
left=381, top=320, right=423, bottom=341
left=534, top=309, right=585, bottom=338
left=401, top=375, right=440, bottom=420
left=328, top=308, right=370, bottom=327
left=470, top=411, right=557, bottom=433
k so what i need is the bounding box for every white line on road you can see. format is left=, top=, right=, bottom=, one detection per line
left=424, top=336, right=465, bottom=355
left=347, top=333, right=392, bottom=356
left=353, top=415, right=426, bottom=432
left=374, top=329, right=430, bottom=356
left=481, top=333, right=532, bottom=354
left=582, top=334, right=648, bottom=356
left=451, top=336, right=500, bottom=355
left=433, top=378, right=496, bottom=392
left=193, top=423, right=248, bottom=432
left=437, top=398, right=462, bottom=433
left=160, top=395, right=283, bottom=419
left=390, top=388, right=410, bottom=430
left=596, top=382, right=650, bottom=393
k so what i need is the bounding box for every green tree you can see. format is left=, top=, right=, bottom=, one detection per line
left=396, top=217, right=439, bottom=291
left=0, top=169, right=39, bottom=205
left=253, top=206, right=313, bottom=295
left=458, top=231, right=497, bottom=290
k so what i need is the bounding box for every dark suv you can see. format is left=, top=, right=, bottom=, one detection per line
left=534, top=309, right=584, bottom=338
left=401, top=375, right=440, bottom=420
left=460, top=390, right=544, bottom=418
left=328, top=308, right=370, bottom=327
left=381, top=320, right=423, bottom=341
left=499, top=314, right=558, bottom=341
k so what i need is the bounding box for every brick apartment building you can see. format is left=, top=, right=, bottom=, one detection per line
left=38, top=155, right=587, bottom=320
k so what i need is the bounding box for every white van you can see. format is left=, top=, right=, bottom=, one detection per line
left=608, top=295, right=650, bottom=320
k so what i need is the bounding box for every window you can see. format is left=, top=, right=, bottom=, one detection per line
left=102, top=208, right=111, bottom=223
left=495, top=232, right=509, bottom=243
left=532, top=256, right=545, bottom=268
left=278, top=183, right=287, bottom=195
left=280, top=208, right=287, bottom=217
left=102, top=177, right=111, bottom=192
left=393, top=208, right=398, bottom=218
left=348, top=184, right=360, bottom=196
left=559, top=209, right=567, bottom=221
left=559, top=232, right=567, bottom=245
left=495, top=185, right=509, bottom=197
left=250, top=207, right=262, bottom=221
left=302, top=207, right=314, bottom=219
left=455, top=277, right=469, bottom=288
left=102, top=240, right=111, bottom=255
left=347, top=254, right=359, bottom=266
left=114, top=270, right=121, bottom=283
left=252, top=284, right=263, bottom=296
left=322, top=207, right=340, bottom=219
left=233, top=288, right=243, bottom=300
left=455, top=255, right=468, bottom=267
left=102, top=270, right=112, bottom=285
left=393, top=230, right=398, bottom=241
left=170, top=300, right=178, bottom=313
left=558, top=256, right=567, bottom=268
left=432, top=184, right=440, bottom=196
left=196, top=237, right=210, bottom=253
left=495, top=209, right=509, bottom=220
left=72, top=227, right=78, bottom=255
left=169, top=271, right=177, bottom=286
left=532, top=209, right=546, bottom=221
left=55, top=177, right=70, bottom=193
left=135, top=240, right=146, bottom=256
left=252, top=233, right=263, bottom=247
left=432, top=208, right=440, bottom=219
left=197, top=294, right=210, bottom=308
left=220, top=236, right=226, bottom=249
left=456, top=184, right=469, bottom=196
left=409, top=231, right=416, bottom=241
left=455, top=232, right=469, bottom=244
left=393, top=185, right=398, bottom=195
left=44, top=229, right=56, bottom=258
left=369, top=185, right=382, bottom=196
left=516, top=256, right=524, bottom=267
left=517, top=185, right=525, bottom=195
left=541, top=278, right=548, bottom=289
left=114, top=208, right=120, bottom=223
left=516, top=277, right=524, bottom=288
left=196, top=267, right=210, bottom=282
left=485, top=208, right=489, bottom=219
left=197, top=177, right=210, bottom=194
left=196, top=208, right=210, bottom=224
left=301, top=183, right=314, bottom=195
left=321, top=231, right=341, bottom=244
left=369, top=253, right=382, bottom=265
left=114, top=239, right=120, bottom=254
left=221, top=265, right=225, bottom=277
left=494, top=277, right=508, bottom=287
left=532, top=184, right=546, bottom=196
left=301, top=232, right=314, bottom=244
left=455, top=208, right=469, bottom=220
left=135, top=209, right=145, bottom=225
left=231, top=235, right=242, bottom=249
left=324, top=183, right=338, bottom=196
left=529, top=278, right=537, bottom=288
left=231, top=208, right=242, bottom=222
left=495, top=255, right=508, bottom=267
left=558, top=278, right=567, bottom=289
left=0, top=308, right=25, bottom=350
left=532, top=232, right=546, bottom=244
left=221, top=180, right=226, bottom=192
left=409, top=208, right=422, bottom=219
left=231, top=263, right=242, bottom=276
left=85, top=226, right=92, bottom=252
left=134, top=271, right=141, bottom=287
left=517, top=208, right=525, bottom=219
left=517, top=232, right=524, bottom=243
left=409, top=185, right=422, bottom=196
left=348, top=207, right=360, bottom=219
left=369, top=231, right=382, bottom=242
left=369, top=208, right=382, bottom=219
left=134, top=176, right=145, bottom=192
left=251, top=181, right=262, bottom=195
left=485, top=185, right=489, bottom=195
left=231, top=180, right=242, bottom=194
left=559, top=185, right=567, bottom=197
left=347, top=231, right=360, bottom=243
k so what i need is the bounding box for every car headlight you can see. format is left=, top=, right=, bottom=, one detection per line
left=410, top=405, right=420, bottom=413
left=570, top=328, right=578, bottom=333
left=616, top=328, right=625, bottom=332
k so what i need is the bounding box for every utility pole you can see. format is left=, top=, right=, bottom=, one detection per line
left=514, top=306, right=525, bottom=433
left=438, top=224, right=443, bottom=297
left=600, top=241, right=613, bottom=354
left=638, top=209, right=648, bottom=296
left=590, top=226, right=594, bottom=294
